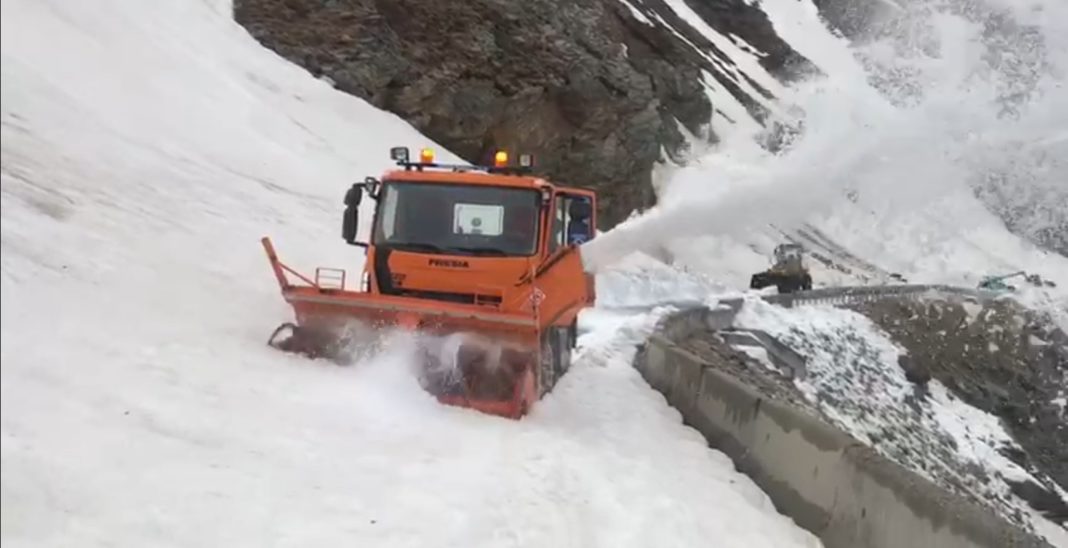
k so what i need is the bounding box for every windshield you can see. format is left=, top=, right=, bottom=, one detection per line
left=373, top=181, right=541, bottom=256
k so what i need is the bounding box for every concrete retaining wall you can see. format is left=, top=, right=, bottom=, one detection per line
left=635, top=308, right=1051, bottom=548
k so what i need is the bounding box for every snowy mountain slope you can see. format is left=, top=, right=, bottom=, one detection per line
left=616, top=0, right=793, bottom=139
left=0, top=1, right=820, bottom=546
left=581, top=0, right=1068, bottom=323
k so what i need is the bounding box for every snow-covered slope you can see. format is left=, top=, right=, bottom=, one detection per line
left=0, top=1, right=819, bottom=546
left=582, top=0, right=1068, bottom=324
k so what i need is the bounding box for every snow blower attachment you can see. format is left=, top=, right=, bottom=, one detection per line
left=262, top=147, right=597, bottom=419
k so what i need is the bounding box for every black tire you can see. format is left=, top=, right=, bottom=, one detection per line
left=539, top=334, right=555, bottom=397
left=556, top=327, right=572, bottom=376
left=538, top=327, right=572, bottom=397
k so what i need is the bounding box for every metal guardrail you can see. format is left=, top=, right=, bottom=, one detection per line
left=761, top=284, right=995, bottom=308
left=647, top=283, right=1005, bottom=383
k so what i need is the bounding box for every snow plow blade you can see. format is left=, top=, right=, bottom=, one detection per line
left=261, top=237, right=550, bottom=419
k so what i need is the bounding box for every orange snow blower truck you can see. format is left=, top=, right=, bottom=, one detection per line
left=261, top=147, right=597, bottom=419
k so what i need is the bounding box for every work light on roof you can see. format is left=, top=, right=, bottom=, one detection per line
left=518, top=153, right=534, bottom=168
left=390, top=146, right=409, bottom=162
left=420, top=147, right=435, bottom=163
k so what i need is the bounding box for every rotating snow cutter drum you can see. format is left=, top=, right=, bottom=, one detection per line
left=266, top=317, right=391, bottom=365
left=417, top=331, right=539, bottom=418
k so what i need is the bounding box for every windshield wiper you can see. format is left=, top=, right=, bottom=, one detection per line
left=448, top=246, right=510, bottom=256
left=386, top=242, right=447, bottom=253
left=384, top=243, right=512, bottom=257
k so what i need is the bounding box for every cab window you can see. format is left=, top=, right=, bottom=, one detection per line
left=548, top=196, right=566, bottom=254
left=547, top=193, right=593, bottom=254
left=565, top=196, right=593, bottom=244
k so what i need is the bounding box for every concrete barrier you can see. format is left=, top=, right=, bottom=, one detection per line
left=635, top=309, right=1051, bottom=548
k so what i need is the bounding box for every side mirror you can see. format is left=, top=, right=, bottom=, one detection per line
left=363, top=176, right=381, bottom=199
left=342, top=183, right=364, bottom=246
left=344, top=183, right=363, bottom=207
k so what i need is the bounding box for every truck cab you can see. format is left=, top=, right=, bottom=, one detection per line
left=342, top=147, right=597, bottom=311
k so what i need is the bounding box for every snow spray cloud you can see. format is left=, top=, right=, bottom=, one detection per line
left=580, top=0, right=1068, bottom=273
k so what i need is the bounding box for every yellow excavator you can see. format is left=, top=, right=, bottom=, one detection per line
left=749, top=243, right=813, bottom=294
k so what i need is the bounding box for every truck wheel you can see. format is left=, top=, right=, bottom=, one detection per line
left=539, top=335, right=555, bottom=396
left=557, top=327, right=572, bottom=375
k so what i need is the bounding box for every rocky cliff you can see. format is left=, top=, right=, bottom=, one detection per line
left=233, top=0, right=814, bottom=228
left=854, top=297, right=1068, bottom=509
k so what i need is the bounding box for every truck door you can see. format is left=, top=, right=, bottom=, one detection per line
left=547, top=192, right=594, bottom=256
